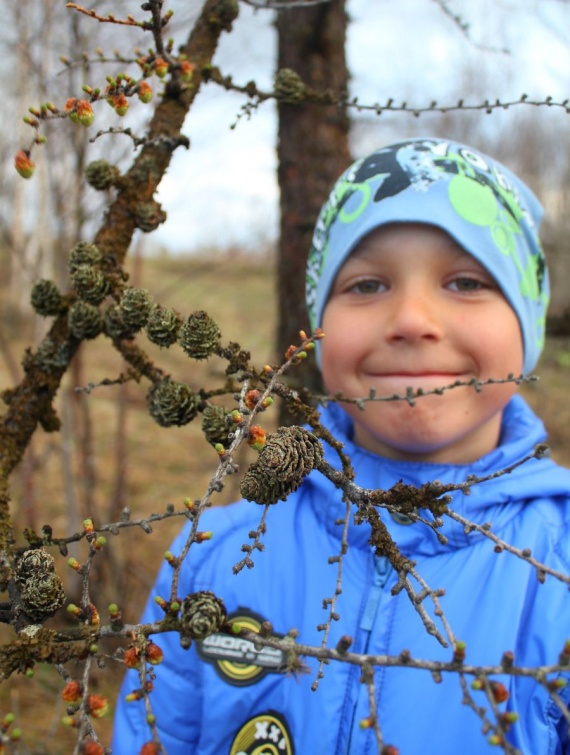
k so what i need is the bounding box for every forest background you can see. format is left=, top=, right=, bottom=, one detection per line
left=1, top=0, right=570, bottom=753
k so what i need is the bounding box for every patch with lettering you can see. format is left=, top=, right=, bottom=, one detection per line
left=196, top=609, right=287, bottom=686
left=229, top=711, right=294, bottom=755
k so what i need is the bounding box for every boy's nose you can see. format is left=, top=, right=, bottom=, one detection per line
left=384, top=289, right=443, bottom=343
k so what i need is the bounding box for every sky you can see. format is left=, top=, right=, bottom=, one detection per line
left=147, top=0, right=570, bottom=254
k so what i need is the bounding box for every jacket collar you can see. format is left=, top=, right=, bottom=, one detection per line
left=305, top=395, right=570, bottom=556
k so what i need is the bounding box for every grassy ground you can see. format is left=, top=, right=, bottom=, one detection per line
left=0, top=250, right=568, bottom=752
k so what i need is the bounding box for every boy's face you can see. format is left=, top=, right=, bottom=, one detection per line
left=320, top=223, right=524, bottom=464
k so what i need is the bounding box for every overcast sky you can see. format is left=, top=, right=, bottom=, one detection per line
left=149, top=0, right=570, bottom=254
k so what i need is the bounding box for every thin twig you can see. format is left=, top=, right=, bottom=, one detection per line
left=430, top=0, right=509, bottom=54
left=312, top=497, right=352, bottom=690
left=233, top=504, right=270, bottom=573
left=361, top=663, right=385, bottom=750
left=446, top=508, right=570, bottom=586
left=241, top=0, right=332, bottom=6
left=66, top=3, right=144, bottom=28
left=317, top=374, right=538, bottom=411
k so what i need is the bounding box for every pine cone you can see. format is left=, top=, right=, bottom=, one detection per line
left=147, top=379, right=199, bottom=427
left=145, top=305, right=181, bottom=347
left=68, top=301, right=103, bottom=340
left=85, top=160, right=120, bottom=191
left=208, top=0, right=239, bottom=30
left=33, top=338, right=72, bottom=372
left=30, top=279, right=62, bottom=316
left=71, top=265, right=109, bottom=305
left=119, top=287, right=154, bottom=332
left=15, top=550, right=66, bottom=622
left=104, top=305, right=136, bottom=341
left=179, top=590, right=226, bottom=648
left=201, top=404, right=230, bottom=447
left=274, top=68, right=307, bottom=105
left=133, top=201, right=167, bottom=233
left=68, top=242, right=102, bottom=274
left=178, top=311, right=221, bottom=360
left=240, top=426, right=323, bottom=505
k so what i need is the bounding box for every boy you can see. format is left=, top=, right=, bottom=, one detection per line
left=113, top=138, right=570, bottom=754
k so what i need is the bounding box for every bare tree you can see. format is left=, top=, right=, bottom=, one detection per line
left=275, top=0, right=350, bottom=403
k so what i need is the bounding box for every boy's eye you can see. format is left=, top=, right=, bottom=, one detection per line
left=447, top=277, right=487, bottom=292
left=349, top=279, right=385, bottom=294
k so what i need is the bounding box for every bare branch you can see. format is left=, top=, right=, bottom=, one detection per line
left=430, top=0, right=509, bottom=53
left=241, top=0, right=332, bottom=7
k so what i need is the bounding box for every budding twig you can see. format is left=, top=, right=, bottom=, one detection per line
left=312, top=497, right=352, bottom=690
left=318, top=374, right=538, bottom=411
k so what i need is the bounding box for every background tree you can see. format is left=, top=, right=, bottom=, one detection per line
left=276, top=0, right=350, bottom=402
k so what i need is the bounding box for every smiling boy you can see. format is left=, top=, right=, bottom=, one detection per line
left=307, top=138, right=548, bottom=465
left=113, top=139, right=570, bottom=755
left=321, top=223, right=523, bottom=463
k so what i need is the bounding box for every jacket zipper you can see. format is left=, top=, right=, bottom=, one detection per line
left=360, top=556, right=392, bottom=645
left=346, top=555, right=393, bottom=754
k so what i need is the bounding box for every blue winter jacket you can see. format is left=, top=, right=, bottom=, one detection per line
left=113, top=395, right=570, bottom=754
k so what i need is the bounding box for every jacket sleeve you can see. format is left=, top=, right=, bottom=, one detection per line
left=112, top=523, right=203, bottom=754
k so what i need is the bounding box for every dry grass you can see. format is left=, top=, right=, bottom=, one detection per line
left=520, top=338, right=570, bottom=467
left=0, top=250, right=568, bottom=752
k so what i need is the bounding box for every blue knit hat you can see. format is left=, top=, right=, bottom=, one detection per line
left=306, top=138, right=549, bottom=374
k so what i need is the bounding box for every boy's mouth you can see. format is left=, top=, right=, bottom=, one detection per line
left=364, top=372, right=469, bottom=390
left=366, top=371, right=466, bottom=377
left=373, top=372, right=464, bottom=378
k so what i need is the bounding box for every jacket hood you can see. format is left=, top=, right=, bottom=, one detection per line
left=305, top=394, right=570, bottom=556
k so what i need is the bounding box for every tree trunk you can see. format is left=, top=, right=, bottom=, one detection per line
left=276, top=0, right=350, bottom=413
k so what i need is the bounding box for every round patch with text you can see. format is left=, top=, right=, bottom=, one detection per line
left=196, top=609, right=287, bottom=686
left=229, top=711, right=294, bottom=755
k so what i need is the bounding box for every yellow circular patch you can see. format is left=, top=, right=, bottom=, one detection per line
left=217, top=614, right=265, bottom=684
left=230, top=712, right=294, bottom=755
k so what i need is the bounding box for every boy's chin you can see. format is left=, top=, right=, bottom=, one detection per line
left=351, top=412, right=504, bottom=465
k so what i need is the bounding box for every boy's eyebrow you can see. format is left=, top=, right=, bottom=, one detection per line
left=449, top=248, right=488, bottom=268
left=349, top=241, right=387, bottom=259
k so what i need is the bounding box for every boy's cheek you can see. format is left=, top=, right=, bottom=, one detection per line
left=319, top=344, right=345, bottom=393
left=319, top=359, right=335, bottom=395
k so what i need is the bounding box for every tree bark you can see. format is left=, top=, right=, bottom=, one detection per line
left=276, top=0, right=350, bottom=410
